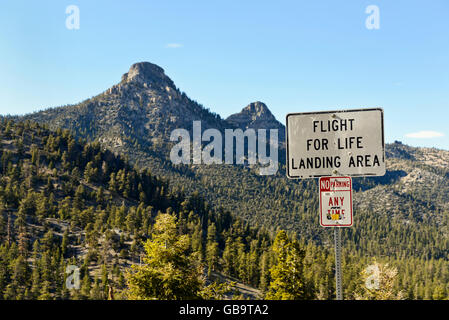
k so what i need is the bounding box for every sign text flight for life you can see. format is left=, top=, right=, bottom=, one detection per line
left=286, top=108, right=385, bottom=178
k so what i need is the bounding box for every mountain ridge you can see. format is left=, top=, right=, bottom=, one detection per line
left=19, top=62, right=283, bottom=143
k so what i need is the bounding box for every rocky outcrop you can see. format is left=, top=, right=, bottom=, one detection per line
left=226, top=101, right=285, bottom=143
left=121, top=62, right=175, bottom=89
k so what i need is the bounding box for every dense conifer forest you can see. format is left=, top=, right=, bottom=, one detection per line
left=0, top=119, right=448, bottom=300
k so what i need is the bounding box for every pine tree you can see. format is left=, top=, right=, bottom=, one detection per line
left=125, top=213, right=203, bottom=300
left=206, top=223, right=219, bottom=276
left=0, top=204, right=5, bottom=242
left=258, top=251, right=270, bottom=291
left=30, top=261, right=41, bottom=299
left=222, top=237, right=235, bottom=276
left=61, top=230, right=69, bottom=257
left=101, top=263, right=109, bottom=298
left=265, top=230, right=307, bottom=300
left=81, top=272, right=91, bottom=299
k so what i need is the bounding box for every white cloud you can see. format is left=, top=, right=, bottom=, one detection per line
left=165, top=43, right=183, bottom=48
left=405, top=131, right=445, bottom=138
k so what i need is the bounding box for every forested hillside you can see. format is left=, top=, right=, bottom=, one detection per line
left=0, top=119, right=270, bottom=299
left=0, top=119, right=448, bottom=300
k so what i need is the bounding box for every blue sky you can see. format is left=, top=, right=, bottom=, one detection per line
left=0, top=0, right=448, bottom=149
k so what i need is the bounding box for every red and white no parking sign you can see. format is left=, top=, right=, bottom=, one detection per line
left=319, top=176, right=353, bottom=227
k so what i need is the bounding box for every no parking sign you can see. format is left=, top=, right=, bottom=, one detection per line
left=319, top=176, right=353, bottom=227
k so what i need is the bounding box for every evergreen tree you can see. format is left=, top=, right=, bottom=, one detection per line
left=265, top=231, right=308, bottom=299
left=205, top=223, right=219, bottom=276
left=126, top=213, right=203, bottom=300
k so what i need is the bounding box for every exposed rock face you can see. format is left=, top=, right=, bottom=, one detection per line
left=121, top=62, right=175, bottom=88
left=226, top=101, right=285, bottom=143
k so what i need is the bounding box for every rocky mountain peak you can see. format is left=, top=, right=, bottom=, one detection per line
left=226, top=101, right=285, bottom=143
left=239, top=101, right=275, bottom=121
left=121, top=62, right=174, bottom=87
left=227, top=101, right=281, bottom=128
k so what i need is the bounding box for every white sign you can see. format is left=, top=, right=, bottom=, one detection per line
left=286, top=108, right=385, bottom=178
left=319, top=176, right=353, bottom=227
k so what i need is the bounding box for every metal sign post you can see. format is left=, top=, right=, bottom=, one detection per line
left=334, top=227, right=343, bottom=300
left=319, top=175, right=351, bottom=300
